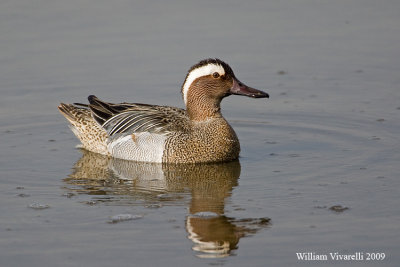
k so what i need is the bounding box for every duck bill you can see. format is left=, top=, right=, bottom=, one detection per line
left=230, top=78, right=269, bottom=98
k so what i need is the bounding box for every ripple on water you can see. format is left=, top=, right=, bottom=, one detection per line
left=191, top=211, right=220, bottom=218
left=108, top=214, right=144, bottom=224
left=329, top=205, right=349, bottom=213
left=28, top=203, right=50, bottom=210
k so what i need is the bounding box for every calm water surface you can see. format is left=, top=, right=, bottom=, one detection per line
left=1, top=1, right=399, bottom=266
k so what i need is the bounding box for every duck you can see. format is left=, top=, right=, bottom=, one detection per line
left=58, top=58, right=269, bottom=163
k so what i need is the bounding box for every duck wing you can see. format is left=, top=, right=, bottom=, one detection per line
left=87, top=95, right=188, bottom=137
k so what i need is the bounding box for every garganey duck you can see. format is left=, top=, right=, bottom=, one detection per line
left=58, top=58, right=269, bottom=163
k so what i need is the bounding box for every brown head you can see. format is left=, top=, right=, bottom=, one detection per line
left=181, top=58, right=269, bottom=121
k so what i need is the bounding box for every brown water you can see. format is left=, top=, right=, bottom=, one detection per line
left=1, top=1, right=399, bottom=266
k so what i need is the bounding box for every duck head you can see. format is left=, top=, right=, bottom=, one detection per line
left=181, top=58, right=269, bottom=121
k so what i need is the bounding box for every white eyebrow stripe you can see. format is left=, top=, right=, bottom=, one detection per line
left=182, top=64, right=225, bottom=105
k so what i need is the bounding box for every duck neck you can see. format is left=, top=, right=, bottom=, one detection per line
left=186, top=94, right=223, bottom=122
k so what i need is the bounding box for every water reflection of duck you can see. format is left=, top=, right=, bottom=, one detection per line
left=64, top=150, right=271, bottom=258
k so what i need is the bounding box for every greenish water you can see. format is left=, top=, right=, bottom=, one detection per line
left=1, top=1, right=399, bottom=266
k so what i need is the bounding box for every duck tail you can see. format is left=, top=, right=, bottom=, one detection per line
left=58, top=102, right=109, bottom=155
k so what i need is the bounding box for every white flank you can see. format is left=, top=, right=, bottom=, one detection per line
left=107, top=132, right=167, bottom=163
left=182, top=63, right=225, bottom=105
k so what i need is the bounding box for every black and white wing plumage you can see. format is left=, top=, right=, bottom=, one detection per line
left=86, top=95, right=188, bottom=137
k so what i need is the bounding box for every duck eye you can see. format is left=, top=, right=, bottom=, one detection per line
left=212, top=72, right=220, bottom=78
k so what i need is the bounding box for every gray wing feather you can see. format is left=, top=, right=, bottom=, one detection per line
left=88, top=95, right=188, bottom=137
left=106, top=113, right=167, bottom=135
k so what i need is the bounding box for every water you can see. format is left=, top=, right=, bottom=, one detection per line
left=1, top=0, right=399, bottom=266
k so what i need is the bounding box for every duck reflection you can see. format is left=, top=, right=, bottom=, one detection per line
left=64, top=150, right=271, bottom=258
